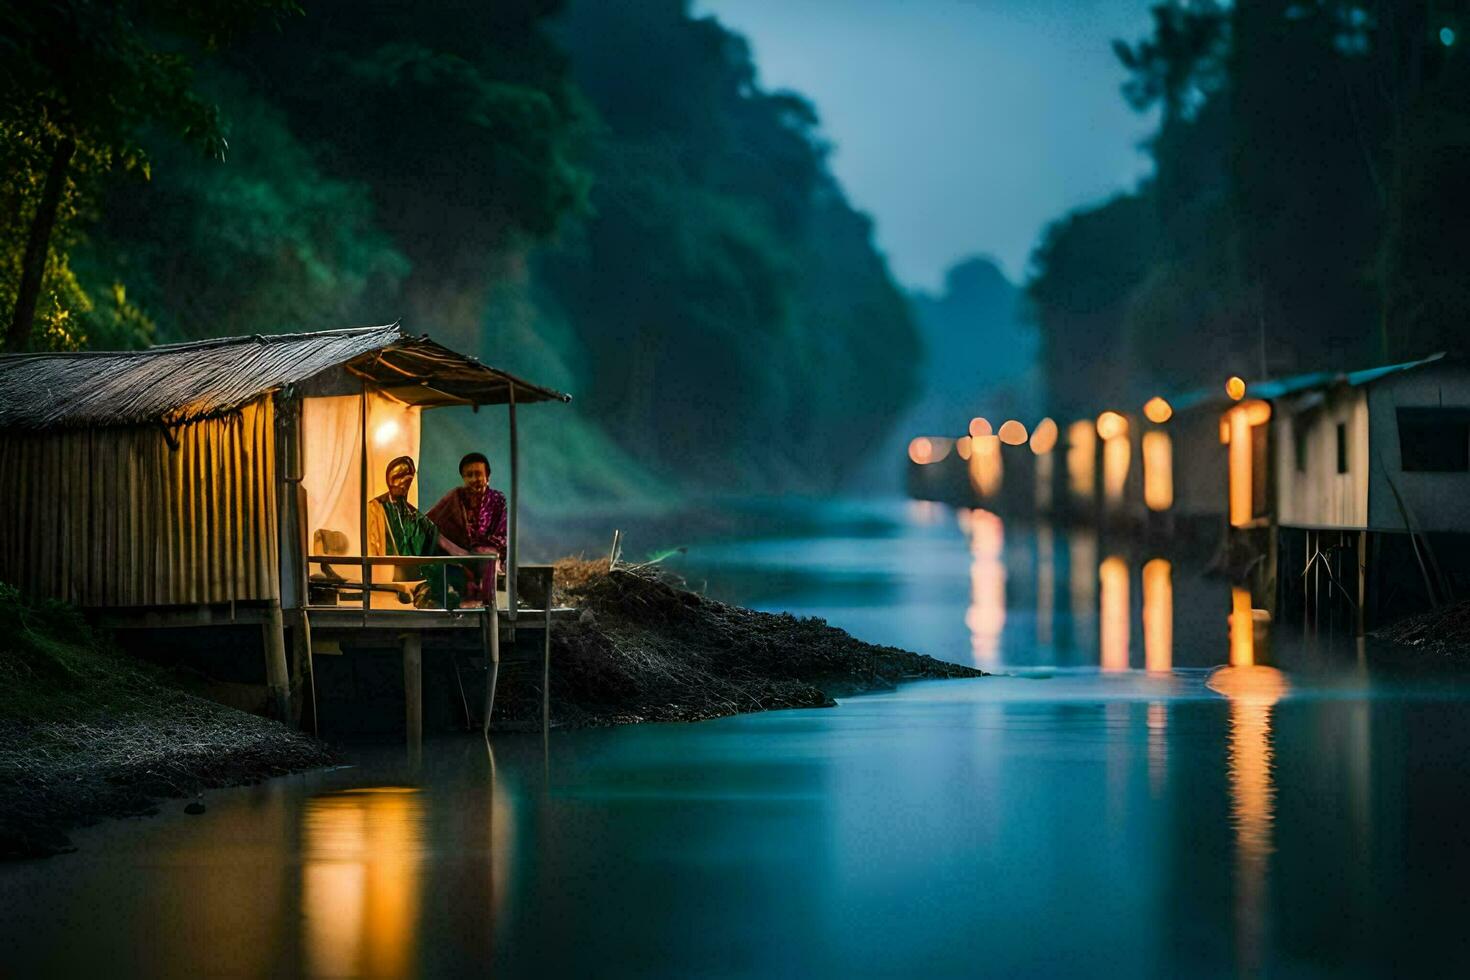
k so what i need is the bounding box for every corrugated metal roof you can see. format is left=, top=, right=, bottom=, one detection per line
left=1169, top=353, right=1447, bottom=415
left=0, top=323, right=571, bottom=431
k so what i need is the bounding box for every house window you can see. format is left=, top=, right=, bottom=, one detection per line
left=1336, top=423, right=1348, bottom=474
left=1397, top=407, right=1470, bottom=472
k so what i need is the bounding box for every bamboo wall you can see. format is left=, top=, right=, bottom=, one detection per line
left=0, top=398, right=279, bottom=606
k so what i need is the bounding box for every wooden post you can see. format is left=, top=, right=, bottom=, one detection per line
left=1356, top=529, right=1368, bottom=637
left=543, top=602, right=552, bottom=739
left=293, top=609, right=318, bottom=735
left=263, top=601, right=290, bottom=721
left=507, top=386, right=519, bottom=622
left=403, top=631, right=422, bottom=762
left=359, top=383, right=370, bottom=620
left=482, top=585, right=500, bottom=735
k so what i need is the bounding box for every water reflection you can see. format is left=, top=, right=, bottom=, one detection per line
left=1209, top=652, right=1289, bottom=972
left=302, top=787, right=427, bottom=979
left=961, top=508, right=1006, bottom=667
left=1035, top=524, right=1055, bottom=649
left=1099, top=556, right=1130, bottom=672
left=1142, top=558, right=1172, bottom=673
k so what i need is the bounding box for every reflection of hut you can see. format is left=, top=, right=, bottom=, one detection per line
left=0, top=324, right=571, bottom=730
left=1266, top=352, right=1465, bottom=627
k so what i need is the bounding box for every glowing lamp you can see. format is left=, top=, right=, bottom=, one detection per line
left=969, top=417, right=993, bottom=439
left=1029, top=417, right=1059, bottom=455
left=997, top=420, right=1028, bottom=446
left=908, top=436, right=952, bottom=465
left=1226, top=376, right=1246, bottom=401
left=1143, top=396, right=1172, bottom=424
left=373, top=418, right=401, bottom=447
left=956, top=435, right=974, bottom=460
left=1095, top=411, right=1128, bottom=441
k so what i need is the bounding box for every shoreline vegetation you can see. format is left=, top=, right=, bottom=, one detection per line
left=1374, top=600, right=1470, bottom=663
left=1, top=564, right=982, bottom=859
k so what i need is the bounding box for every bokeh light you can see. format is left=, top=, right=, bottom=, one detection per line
left=1227, top=376, right=1247, bottom=401
left=1095, top=410, right=1127, bottom=441
left=968, top=417, right=993, bottom=439
left=1143, top=396, right=1172, bottom=424
left=997, top=419, right=1028, bottom=445
left=1029, top=417, right=1059, bottom=455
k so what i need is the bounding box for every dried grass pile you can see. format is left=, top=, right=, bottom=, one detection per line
left=0, top=584, right=335, bottom=859
left=489, top=561, right=983, bottom=729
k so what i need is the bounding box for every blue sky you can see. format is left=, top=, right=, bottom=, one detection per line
left=697, top=0, right=1157, bottom=290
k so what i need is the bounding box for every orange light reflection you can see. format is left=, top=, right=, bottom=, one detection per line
left=964, top=509, right=1006, bottom=667
left=1142, top=558, right=1172, bottom=672
left=1099, top=556, right=1130, bottom=671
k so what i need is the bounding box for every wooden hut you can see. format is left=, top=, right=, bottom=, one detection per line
left=1265, top=352, right=1467, bottom=627
left=0, top=324, right=571, bottom=733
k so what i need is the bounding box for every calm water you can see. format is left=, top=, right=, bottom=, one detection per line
left=5, top=499, right=1470, bottom=977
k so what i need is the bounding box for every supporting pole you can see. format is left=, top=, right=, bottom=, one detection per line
left=543, top=601, right=552, bottom=739
left=1356, top=530, right=1368, bottom=637
left=359, top=383, right=370, bottom=620
left=482, top=587, right=501, bottom=735
left=507, top=386, right=519, bottom=622
left=403, top=631, right=422, bottom=764
left=292, top=608, right=317, bottom=734
left=263, top=601, right=291, bottom=722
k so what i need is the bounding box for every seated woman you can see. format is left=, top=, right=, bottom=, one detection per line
left=367, top=455, right=453, bottom=607
left=426, top=452, right=507, bottom=605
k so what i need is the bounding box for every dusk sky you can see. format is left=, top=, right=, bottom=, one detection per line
left=698, top=0, right=1156, bottom=290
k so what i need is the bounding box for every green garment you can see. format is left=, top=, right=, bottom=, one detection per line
left=375, top=495, right=461, bottom=608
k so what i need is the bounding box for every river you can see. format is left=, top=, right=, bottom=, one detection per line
left=3, top=499, right=1469, bottom=977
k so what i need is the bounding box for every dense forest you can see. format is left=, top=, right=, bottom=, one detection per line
left=0, top=0, right=920, bottom=507
left=1028, top=0, right=1470, bottom=418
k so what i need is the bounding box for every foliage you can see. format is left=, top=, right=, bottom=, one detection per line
left=1028, top=0, right=1470, bottom=412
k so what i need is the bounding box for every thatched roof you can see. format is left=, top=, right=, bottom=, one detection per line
left=0, top=324, right=570, bottom=431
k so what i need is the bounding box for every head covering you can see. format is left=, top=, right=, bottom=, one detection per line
left=385, top=455, right=416, bottom=480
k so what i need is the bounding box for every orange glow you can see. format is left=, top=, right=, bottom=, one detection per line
left=968, top=434, right=1003, bottom=498
left=1095, top=410, right=1128, bottom=441
left=908, top=436, right=953, bottom=465
left=1143, top=396, right=1173, bottom=424
left=964, top=509, right=1006, bottom=667
left=1066, top=420, right=1096, bottom=499
left=955, top=435, right=973, bottom=460
left=997, top=419, right=1028, bottom=445
left=1243, top=398, right=1271, bottom=426
left=969, top=417, right=993, bottom=439
left=1228, top=406, right=1253, bottom=526
left=1102, top=431, right=1130, bottom=505
left=1142, top=430, right=1174, bottom=511
left=1029, top=417, right=1059, bottom=455
left=1099, top=556, right=1130, bottom=671
left=1142, top=558, right=1172, bottom=672
left=303, top=787, right=425, bottom=980
left=1227, top=376, right=1247, bottom=401
left=1229, top=586, right=1254, bottom=666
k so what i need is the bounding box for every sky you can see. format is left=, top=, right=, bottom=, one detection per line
left=697, top=0, right=1157, bottom=291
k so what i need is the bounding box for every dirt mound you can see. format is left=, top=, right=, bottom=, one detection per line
left=1374, top=599, right=1470, bottom=661
left=489, top=563, right=983, bottom=729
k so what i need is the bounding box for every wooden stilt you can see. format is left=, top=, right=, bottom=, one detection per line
left=542, top=603, right=552, bottom=739
left=482, top=588, right=500, bottom=735
left=403, top=631, right=422, bottom=761
left=507, top=388, right=519, bottom=622
left=291, top=608, right=317, bottom=734
left=263, top=601, right=290, bottom=721
left=1356, top=530, right=1368, bottom=637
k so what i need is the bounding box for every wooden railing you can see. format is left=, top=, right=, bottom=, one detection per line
left=306, top=553, right=498, bottom=612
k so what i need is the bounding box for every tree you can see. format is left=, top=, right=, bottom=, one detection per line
left=0, top=0, right=299, bottom=351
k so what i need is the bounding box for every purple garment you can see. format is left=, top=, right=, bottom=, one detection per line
left=427, top=486, right=507, bottom=558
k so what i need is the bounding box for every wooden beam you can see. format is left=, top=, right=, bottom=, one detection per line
left=507, top=385, right=519, bottom=622
left=359, top=382, right=370, bottom=624
left=483, top=586, right=500, bottom=735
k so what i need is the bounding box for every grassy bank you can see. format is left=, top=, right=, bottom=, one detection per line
left=486, top=560, right=985, bottom=730
left=0, top=585, right=335, bottom=860
left=1374, top=599, right=1470, bottom=663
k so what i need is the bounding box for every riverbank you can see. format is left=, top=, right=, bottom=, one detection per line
left=486, top=561, right=985, bottom=729
left=0, top=585, right=335, bottom=860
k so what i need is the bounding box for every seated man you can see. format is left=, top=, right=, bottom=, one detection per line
left=427, top=452, right=507, bottom=605
left=367, top=455, right=452, bottom=607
